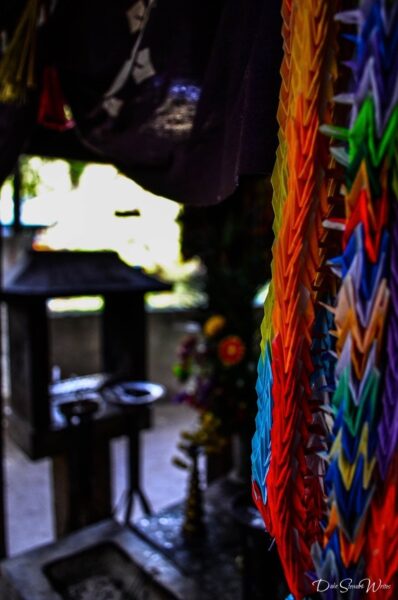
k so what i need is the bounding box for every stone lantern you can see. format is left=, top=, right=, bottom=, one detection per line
left=1, top=249, right=170, bottom=534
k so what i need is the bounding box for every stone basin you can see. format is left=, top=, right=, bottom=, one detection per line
left=45, top=542, right=171, bottom=600
left=0, top=520, right=196, bottom=600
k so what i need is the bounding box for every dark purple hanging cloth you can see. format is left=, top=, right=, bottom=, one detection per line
left=0, top=0, right=282, bottom=205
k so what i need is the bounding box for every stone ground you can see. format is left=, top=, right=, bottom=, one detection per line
left=4, top=402, right=196, bottom=557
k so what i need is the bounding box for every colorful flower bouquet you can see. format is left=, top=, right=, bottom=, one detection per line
left=173, top=314, right=256, bottom=443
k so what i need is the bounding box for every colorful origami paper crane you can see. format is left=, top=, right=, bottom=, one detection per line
left=252, top=0, right=339, bottom=597
left=253, top=1, right=398, bottom=598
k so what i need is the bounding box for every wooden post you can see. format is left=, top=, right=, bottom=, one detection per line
left=12, top=161, right=22, bottom=233
left=0, top=210, right=7, bottom=557
left=102, top=293, right=147, bottom=380
left=7, top=300, right=50, bottom=433
left=52, top=434, right=112, bottom=538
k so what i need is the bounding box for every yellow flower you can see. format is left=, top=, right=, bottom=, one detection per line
left=203, top=315, right=226, bottom=337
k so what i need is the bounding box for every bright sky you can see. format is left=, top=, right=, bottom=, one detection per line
left=34, top=160, right=182, bottom=273
left=1, top=158, right=203, bottom=310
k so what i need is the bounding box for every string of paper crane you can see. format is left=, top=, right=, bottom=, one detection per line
left=253, top=1, right=398, bottom=598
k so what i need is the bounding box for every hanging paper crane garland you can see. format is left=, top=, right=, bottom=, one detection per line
left=253, top=0, right=398, bottom=598
left=252, top=0, right=338, bottom=597
left=312, top=2, right=398, bottom=597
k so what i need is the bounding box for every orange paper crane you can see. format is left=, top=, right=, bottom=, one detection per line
left=252, top=1, right=338, bottom=597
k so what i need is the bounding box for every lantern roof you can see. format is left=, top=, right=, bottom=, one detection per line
left=1, top=250, right=170, bottom=299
